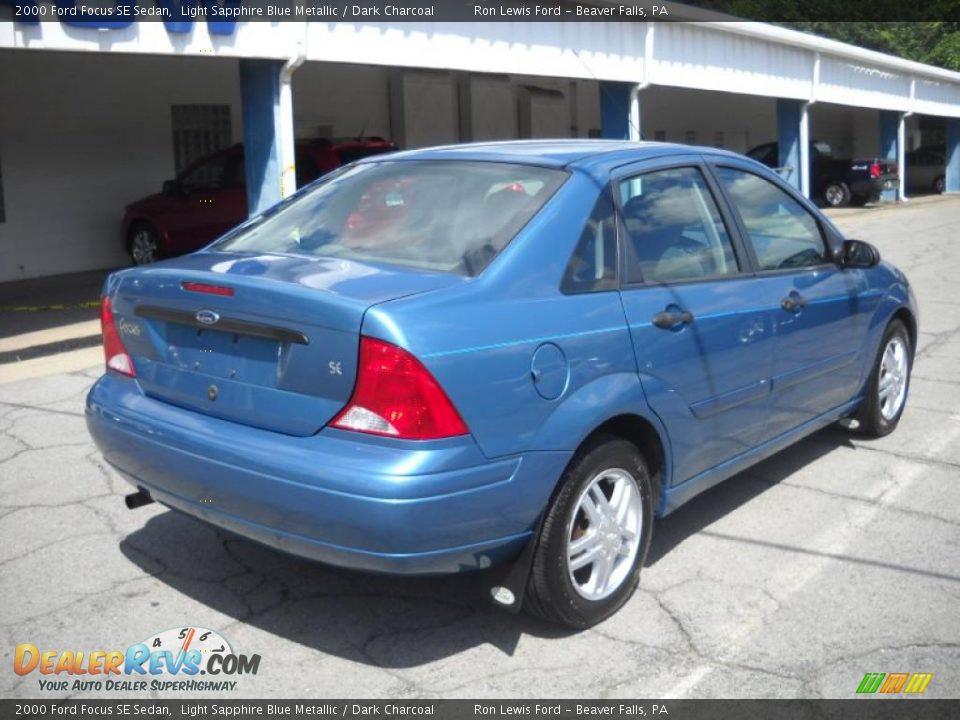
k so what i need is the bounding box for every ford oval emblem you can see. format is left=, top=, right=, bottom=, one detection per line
left=196, top=309, right=220, bottom=326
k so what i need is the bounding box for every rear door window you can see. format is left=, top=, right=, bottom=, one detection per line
left=561, top=190, right=618, bottom=293
left=618, top=166, right=740, bottom=284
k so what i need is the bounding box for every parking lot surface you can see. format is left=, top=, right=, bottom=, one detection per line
left=2, top=197, right=959, bottom=699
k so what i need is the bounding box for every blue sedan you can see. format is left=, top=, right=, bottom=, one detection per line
left=86, top=141, right=917, bottom=628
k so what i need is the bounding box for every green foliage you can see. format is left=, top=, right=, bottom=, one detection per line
left=682, top=2, right=960, bottom=71
left=787, top=22, right=960, bottom=71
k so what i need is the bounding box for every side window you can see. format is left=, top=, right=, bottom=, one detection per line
left=179, top=154, right=228, bottom=194
left=562, top=190, right=618, bottom=293
left=618, top=166, right=739, bottom=284
left=714, top=167, right=829, bottom=271
left=747, top=143, right=777, bottom=168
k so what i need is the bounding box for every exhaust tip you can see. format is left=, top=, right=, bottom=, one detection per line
left=124, top=489, right=154, bottom=510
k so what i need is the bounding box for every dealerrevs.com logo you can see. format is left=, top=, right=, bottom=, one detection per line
left=14, top=626, right=261, bottom=693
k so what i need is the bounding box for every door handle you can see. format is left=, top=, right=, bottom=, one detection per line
left=652, top=309, right=694, bottom=329
left=781, top=293, right=808, bottom=312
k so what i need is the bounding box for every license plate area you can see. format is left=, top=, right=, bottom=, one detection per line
left=166, top=325, right=279, bottom=385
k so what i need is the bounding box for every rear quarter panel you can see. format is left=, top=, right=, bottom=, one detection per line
left=362, top=171, right=655, bottom=461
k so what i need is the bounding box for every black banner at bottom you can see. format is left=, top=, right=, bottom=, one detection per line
left=3, top=699, right=958, bottom=720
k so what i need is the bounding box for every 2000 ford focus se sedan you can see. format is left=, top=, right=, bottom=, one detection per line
left=87, top=141, right=917, bottom=628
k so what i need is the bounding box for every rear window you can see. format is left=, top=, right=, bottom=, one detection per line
left=336, top=145, right=397, bottom=164
left=214, top=160, right=567, bottom=276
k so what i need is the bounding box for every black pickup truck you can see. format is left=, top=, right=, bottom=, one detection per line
left=746, top=141, right=899, bottom=207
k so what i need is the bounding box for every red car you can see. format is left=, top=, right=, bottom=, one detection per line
left=122, top=137, right=398, bottom=264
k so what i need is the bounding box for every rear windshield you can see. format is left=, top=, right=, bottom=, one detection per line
left=214, top=160, right=567, bottom=276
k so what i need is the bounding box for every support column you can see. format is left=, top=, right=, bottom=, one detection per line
left=239, top=59, right=287, bottom=217
left=897, top=113, right=909, bottom=201
left=879, top=110, right=900, bottom=202
left=776, top=99, right=804, bottom=195
left=946, top=118, right=960, bottom=194
left=599, top=81, right=636, bottom=140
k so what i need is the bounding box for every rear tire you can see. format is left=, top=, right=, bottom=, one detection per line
left=935, top=175, right=945, bottom=194
left=854, top=320, right=912, bottom=438
left=823, top=181, right=851, bottom=208
left=525, top=435, right=654, bottom=629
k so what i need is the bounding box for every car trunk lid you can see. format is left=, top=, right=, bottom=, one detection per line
left=108, top=252, right=463, bottom=436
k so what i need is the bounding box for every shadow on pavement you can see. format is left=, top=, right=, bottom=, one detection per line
left=119, top=426, right=857, bottom=667
left=120, top=517, right=573, bottom=667
left=646, top=427, right=856, bottom=565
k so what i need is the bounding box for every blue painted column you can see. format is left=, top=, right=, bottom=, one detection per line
left=600, top=81, right=635, bottom=140
left=946, top=118, right=960, bottom=194
left=879, top=110, right=900, bottom=202
left=776, top=99, right=804, bottom=195
left=239, top=59, right=284, bottom=216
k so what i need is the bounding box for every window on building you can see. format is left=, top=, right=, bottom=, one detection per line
left=684, top=130, right=697, bottom=145
left=654, top=130, right=667, bottom=142
left=171, top=105, right=233, bottom=174
left=0, top=152, right=5, bottom=223
left=713, top=131, right=725, bottom=148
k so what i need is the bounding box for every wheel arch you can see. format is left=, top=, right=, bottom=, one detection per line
left=891, top=305, right=918, bottom=354
left=574, top=414, right=669, bottom=516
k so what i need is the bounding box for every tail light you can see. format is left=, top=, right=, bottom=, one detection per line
left=870, top=162, right=881, bottom=179
left=100, top=297, right=135, bottom=377
left=332, top=336, right=467, bottom=440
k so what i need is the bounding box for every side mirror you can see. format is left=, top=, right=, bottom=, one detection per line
left=839, top=239, right=880, bottom=268
left=162, top=179, right=182, bottom=196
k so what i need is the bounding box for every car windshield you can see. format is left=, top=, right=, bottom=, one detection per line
left=214, top=160, right=568, bottom=276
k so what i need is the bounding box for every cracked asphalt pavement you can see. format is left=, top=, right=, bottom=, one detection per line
left=2, top=198, right=959, bottom=700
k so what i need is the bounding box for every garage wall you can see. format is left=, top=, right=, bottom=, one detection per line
left=810, top=104, right=881, bottom=160
left=0, top=50, right=242, bottom=283
left=292, top=63, right=391, bottom=140
left=0, top=54, right=605, bottom=283
left=641, top=86, right=777, bottom=153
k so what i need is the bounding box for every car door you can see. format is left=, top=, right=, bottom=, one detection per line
left=615, top=161, right=775, bottom=486
left=710, top=162, right=869, bottom=441
left=165, top=149, right=247, bottom=254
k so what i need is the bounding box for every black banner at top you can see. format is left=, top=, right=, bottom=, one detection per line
left=2, top=0, right=960, bottom=24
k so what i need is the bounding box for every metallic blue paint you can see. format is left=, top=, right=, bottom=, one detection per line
left=86, top=140, right=918, bottom=575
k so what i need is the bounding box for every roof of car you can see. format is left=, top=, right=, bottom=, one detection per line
left=364, top=139, right=746, bottom=174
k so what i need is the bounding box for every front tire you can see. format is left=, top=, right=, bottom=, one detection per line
left=525, top=436, right=654, bottom=629
left=128, top=223, right=161, bottom=265
left=854, top=320, right=912, bottom=437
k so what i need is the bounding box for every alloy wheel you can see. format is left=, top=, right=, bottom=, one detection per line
left=825, top=185, right=845, bottom=206
left=878, top=336, right=909, bottom=421
left=566, top=468, right=643, bottom=601
left=131, top=230, right=159, bottom=265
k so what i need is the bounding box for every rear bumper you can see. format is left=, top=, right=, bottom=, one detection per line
left=850, top=176, right=898, bottom=199
left=85, top=374, right=568, bottom=574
